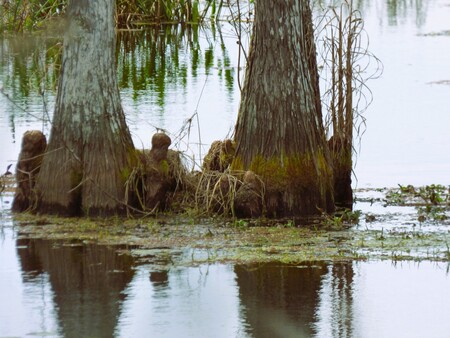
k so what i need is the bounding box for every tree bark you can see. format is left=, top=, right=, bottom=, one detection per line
left=233, top=0, right=334, bottom=217
left=36, top=0, right=135, bottom=216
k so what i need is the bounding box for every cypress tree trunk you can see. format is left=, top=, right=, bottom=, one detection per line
left=36, top=0, right=135, bottom=216
left=233, top=0, right=334, bottom=217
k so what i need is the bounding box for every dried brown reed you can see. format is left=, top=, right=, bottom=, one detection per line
left=316, top=0, right=383, bottom=154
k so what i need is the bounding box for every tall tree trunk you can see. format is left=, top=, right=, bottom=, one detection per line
left=233, top=0, right=334, bottom=217
left=36, top=0, right=135, bottom=216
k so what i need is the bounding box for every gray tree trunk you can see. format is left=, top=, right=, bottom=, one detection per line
left=36, top=0, right=135, bottom=216
left=233, top=0, right=334, bottom=217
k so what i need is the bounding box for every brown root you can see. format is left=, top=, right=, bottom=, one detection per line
left=202, top=139, right=235, bottom=172
left=12, top=130, right=47, bottom=212
left=234, top=171, right=265, bottom=218
left=328, top=136, right=353, bottom=208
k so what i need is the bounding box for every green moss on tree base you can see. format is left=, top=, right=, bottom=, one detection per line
left=232, top=151, right=334, bottom=217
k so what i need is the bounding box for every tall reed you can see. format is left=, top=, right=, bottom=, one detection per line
left=1, top=0, right=225, bottom=33
left=316, top=0, right=382, bottom=205
left=317, top=0, right=382, bottom=150
left=116, top=0, right=225, bottom=27
left=0, top=0, right=65, bottom=33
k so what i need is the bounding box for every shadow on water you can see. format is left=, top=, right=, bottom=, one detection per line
left=16, top=238, right=136, bottom=338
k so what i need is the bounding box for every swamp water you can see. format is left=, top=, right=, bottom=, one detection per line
left=1, top=220, right=449, bottom=338
left=1, top=0, right=450, bottom=337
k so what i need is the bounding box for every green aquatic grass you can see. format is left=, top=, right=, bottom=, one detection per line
left=1, top=0, right=224, bottom=33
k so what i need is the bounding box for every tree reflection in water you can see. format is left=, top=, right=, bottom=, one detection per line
left=16, top=238, right=135, bottom=338
left=314, top=263, right=355, bottom=338
left=235, top=262, right=327, bottom=337
left=235, top=262, right=355, bottom=338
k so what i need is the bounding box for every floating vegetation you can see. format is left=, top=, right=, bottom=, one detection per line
left=8, top=184, right=449, bottom=265
left=419, top=30, right=450, bottom=37
left=427, top=80, right=450, bottom=86
left=0, top=167, right=14, bottom=194
left=384, top=184, right=449, bottom=206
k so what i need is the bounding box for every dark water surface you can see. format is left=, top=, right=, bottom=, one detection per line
left=1, top=0, right=450, bottom=337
